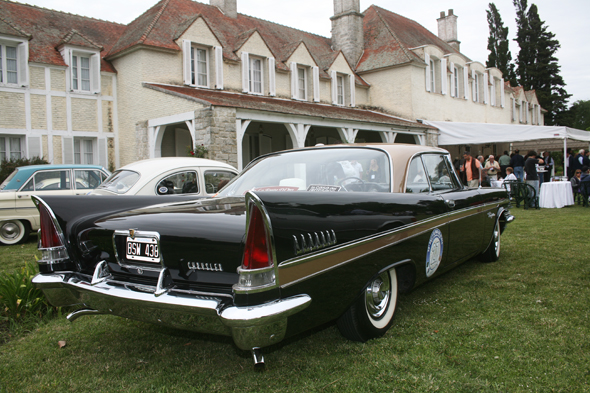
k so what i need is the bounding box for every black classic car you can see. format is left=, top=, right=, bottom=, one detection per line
left=32, top=144, right=513, bottom=366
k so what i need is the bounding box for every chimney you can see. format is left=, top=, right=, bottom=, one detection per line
left=210, top=0, right=237, bottom=19
left=330, top=0, right=364, bottom=66
left=437, top=9, right=460, bottom=51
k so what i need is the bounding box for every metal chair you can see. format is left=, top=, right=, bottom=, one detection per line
left=522, top=182, right=540, bottom=210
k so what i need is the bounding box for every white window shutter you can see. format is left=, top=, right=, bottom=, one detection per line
left=472, top=69, right=476, bottom=102
left=91, top=54, right=101, bottom=93
left=268, top=57, right=276, bottom=96
left=349, top=74, right=356, bottom=107
left=424, top=53, right=431, bottom=92
left=290, top=62, right=297, bottom=99
left=483, top=72, right=489, bottom=104
left=490, top=77, right=496, bottom=106
left=312, top=66, right=320, bottom=102
left=463, top=67, right=469, bottom=100
left=512, top=98, right=516, bottom=121
left=440, top=58, right=447, bottom=95
left=525, top=102, right=528, bottom=123
left=537, top=105, right=541, bottom=125
left=449, top=61, right=459, bottom=97
left=28, top=136, right=41, bottom=158
left=17, top=42, right=29, bottom=87
left=182, top=40, right=192, bottom=86
left=241, top=52, right=249, bottom=93
left=98, top=138, right=107, bottom=168
left=331, top=70, right=337, bottom=105
left=500, top=79, right=505, bottom=108
left=214, top=46, right=224, bottom=90
left=63, top=137, right=74, bottom=164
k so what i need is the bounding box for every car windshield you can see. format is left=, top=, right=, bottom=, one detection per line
left=0, top=169, right=19, bottom=191
left=218, top=147, right=391, bottom=197
left=97, top=170, right=140, bottom=194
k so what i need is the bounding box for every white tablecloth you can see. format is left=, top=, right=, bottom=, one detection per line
left=490, top=179, right=504, bottom=188
left=539, top=181, right=574, bottom=208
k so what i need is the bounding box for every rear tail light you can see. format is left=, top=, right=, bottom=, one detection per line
left=34, top=198, right=70, bottom=265
left=235, top=198, right=276, bottom=292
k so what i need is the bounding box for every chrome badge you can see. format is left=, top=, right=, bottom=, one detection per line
left=187, top=262, right=223, bottom=272
left=129, top=229, right=136, bottom=239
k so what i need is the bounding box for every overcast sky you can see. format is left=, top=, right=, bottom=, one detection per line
left=21, top=0, right=589, bottom=104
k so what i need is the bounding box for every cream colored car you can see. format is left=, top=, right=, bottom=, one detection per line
left=0, top=165, right=109, bottom=245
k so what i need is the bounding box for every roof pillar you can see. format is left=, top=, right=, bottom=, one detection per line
left=437, top=9, right=460, bottom=51
left=331, top=0, right=364, bottom=66
left=210, top=0, right=237, bottom=18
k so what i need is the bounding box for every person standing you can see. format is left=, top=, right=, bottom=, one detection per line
left=566, top=148, right=575, bottom=179
left=498, top=151, right=511, bottom=179
left=460, top=151, right=482, bottom=188
left=542, top=151, right=554, bottom=183
left=485, top=155, right=501, bottom=182
left=510, top=149, right=525, bottom=181
left=524, top=151, right=544, bottom=207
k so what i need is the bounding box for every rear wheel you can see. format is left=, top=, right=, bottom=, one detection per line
left=337, top=268, right=398, bottom=342
left=481, top=220, right=501, bottom=262
left=0, top=220, right=29, bottom=245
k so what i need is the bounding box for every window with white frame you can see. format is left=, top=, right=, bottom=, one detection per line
left=298, top=67, right=307, bottom=100
left=0, top=136, right=23, bottom=160
left=429, top=59, right=436, bottom=93
left=249, top=56, right=263, bottom=94
left=71, top=54, right=90, bottom=91
left=190, top=46, right=209, bottom=87
left=66, top=49, right=99, bottom=93
left=451, top=65, right=460, bottom=97
left=336, top=75, right=344, bottom=105
left=0, top=38, right=28, bottom=86
left=473, top=73, right=480, bottom=102
left=74, top=138, right=94, bottom=165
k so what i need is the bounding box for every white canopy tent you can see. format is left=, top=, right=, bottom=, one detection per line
left=422, top=121, right=590, bottom=176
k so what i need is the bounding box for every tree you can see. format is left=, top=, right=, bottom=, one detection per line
left=513, top=0, right=571, bottom=125
left=486, top=3, right=517, bottom=86
left=563, top=100, right=590, bottom=131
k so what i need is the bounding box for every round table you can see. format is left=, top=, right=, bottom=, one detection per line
left=539, top=181, right=574, bottom=208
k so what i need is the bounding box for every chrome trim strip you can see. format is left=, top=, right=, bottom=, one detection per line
left=278, top=200, right=506, bottom=288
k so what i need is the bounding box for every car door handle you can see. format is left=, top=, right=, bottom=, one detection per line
left=18, top=194, right=29, bottom=199
left=445, top=199, right=455, bottom=208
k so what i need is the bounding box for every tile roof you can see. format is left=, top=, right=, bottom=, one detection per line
left=357, top=6, right=469, bottom=72
left=0, top=1, right=126, bottom=72
left=144, top=83, right=435, bottom=130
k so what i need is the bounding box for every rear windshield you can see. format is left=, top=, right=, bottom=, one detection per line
left=0, top=169, right=20, bottom=191
left=218, top=147, right=391, bottom=196
left=97, top=170, right=140, bottom=194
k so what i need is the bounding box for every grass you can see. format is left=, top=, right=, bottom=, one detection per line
left=0, top=205, right=589, bottom=392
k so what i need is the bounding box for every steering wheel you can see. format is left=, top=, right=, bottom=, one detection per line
left=337, top=176, right=365, bottom=191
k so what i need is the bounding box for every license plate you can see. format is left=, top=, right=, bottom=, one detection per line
left=126, top=236, right=160, bottom=263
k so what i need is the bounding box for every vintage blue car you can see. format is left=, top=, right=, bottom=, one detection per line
left=32, top=144, right=512, bottom=367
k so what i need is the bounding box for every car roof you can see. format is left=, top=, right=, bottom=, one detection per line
left=1, top=164, right=109, bottom=191
left=117, top=157, right=237, bottom=176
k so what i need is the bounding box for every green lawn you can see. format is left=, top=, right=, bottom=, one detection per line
left=1, top=205, right=589, bottom=392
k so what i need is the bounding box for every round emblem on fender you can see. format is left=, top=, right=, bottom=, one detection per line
left=158, top=186, right=168, bottom=194
left=425, top=228, right=443, bottom=277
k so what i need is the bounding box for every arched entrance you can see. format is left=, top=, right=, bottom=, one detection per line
left=241, top=122, right=292, bottom=167
left=305, top=126, right=341, bottom=146
left=157, top=124, right=192, bottom=157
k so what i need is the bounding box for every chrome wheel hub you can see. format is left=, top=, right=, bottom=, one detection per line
left=1, top=222, right=20, bottom=240
left=365, top=272, right=391, bottom=319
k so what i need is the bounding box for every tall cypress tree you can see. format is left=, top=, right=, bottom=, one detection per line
left=513, top=0, right=570, bottom=125
left=486, top=3, right=517, bottom=86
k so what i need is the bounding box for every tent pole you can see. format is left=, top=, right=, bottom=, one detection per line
left=563, top=138, right=567, bottom=177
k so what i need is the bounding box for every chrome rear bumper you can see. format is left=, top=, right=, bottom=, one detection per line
left=32, top=272, right=311, bottom=351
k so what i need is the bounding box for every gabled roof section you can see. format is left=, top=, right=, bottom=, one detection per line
left=107, top=0, right=334, bottom=70
left=144, top=83, right=431, bottom=130
left=358, top=5, right=469, bottom=73
left=0, top=1, right=125, bottom=72
left=0, top=14, right=31, bottom=39
left=57, top=29, right=104, bottom=51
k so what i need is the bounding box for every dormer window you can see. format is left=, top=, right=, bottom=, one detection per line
left=62, top=48, right=100, bottom=93
left=71, top=54, right=90, bottom=91
left=429, top=59, right=436, bottom=92
left=298, top=67, right=307, bottom=100
left=337, top=75, right=344, bottom=105
left=424, top=53, right=442, bottom=94
left=0, top=37, right=28, bottom=87
left=249, top=56, right=263, bottom=94
left=190, top=46, right=208, bottom=87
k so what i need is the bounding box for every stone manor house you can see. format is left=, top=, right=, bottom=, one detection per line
left=0, top=0, right=544, bottom=170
